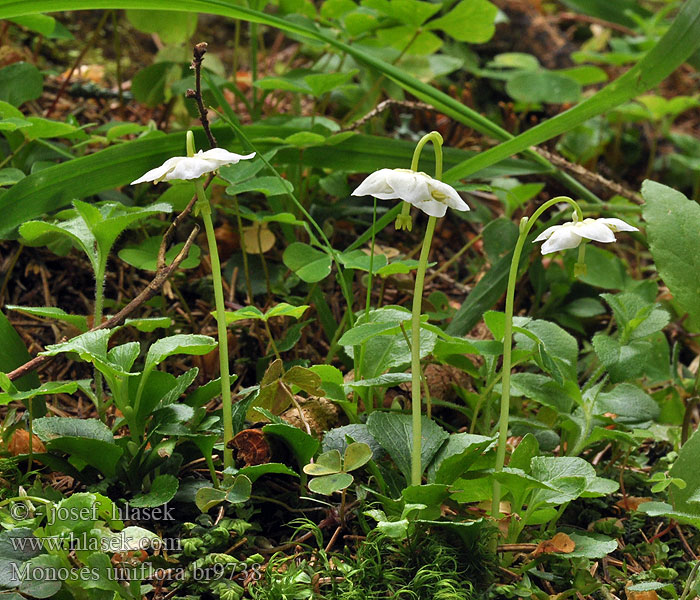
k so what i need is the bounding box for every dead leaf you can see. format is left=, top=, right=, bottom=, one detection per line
left=214, top=222, right=238, bottom=261
left=616, top=497, right=652, bottom=511
left=531, top=532, right=575, bottom=556
left=7, top=429, right=45, bottom=455
left=241, top=223, right=275, bottom=254
left=625, top=582, right=659, bottom=600
left=229, top=429, right=272, bottom=466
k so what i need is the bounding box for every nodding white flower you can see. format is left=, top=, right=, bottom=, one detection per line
left=131, top=148, right=256, bottom=185
left=351, top=168, right=469, bottom=218
left=534, top=217, right=638, bottom=255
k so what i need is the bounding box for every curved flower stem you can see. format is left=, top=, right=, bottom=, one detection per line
left=196, top=180, right=234, bottom=481
left=491, top=196, right=583, bottom=520
left=409, top=131, right=443, bottom=487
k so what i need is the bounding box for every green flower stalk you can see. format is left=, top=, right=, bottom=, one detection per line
left=351, top=131, right=470, bottom=486
left=491, top=197, right=638, bottom=520
left=131, top=131, right=255, bottom=477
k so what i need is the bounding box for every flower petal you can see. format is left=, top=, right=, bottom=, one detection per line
left=386, top=170, right=430, bottom=205
left=164, top=156, right=218, bottom=181
left=351, top=169, right=397, bottom=198
left=197, top=148, right=256, bottom=166
left=411, top=198, right=448, bottom=218
left=533, top=224, right=561, bottom=242
left=575, top=219, right=616, bottom=243
left=540, top=228, right=583, bottom=254
left=428, top=179, right=470, bottom=212
left=598, top=217, right=638, bottom=233
left=130, top=156, right=182, bottom=185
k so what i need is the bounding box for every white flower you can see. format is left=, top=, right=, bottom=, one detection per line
left=534, top=217, right=638, bottom=255
left=131, top=148, right=256, bottom=185
left=351, top=168, right=469, bottom=218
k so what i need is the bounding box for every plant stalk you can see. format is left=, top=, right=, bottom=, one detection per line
left=408, top=131, right=443, bottom=487
left=196, top=180, right=234, bottom=479
left=491, top=196, right=583, bottom=520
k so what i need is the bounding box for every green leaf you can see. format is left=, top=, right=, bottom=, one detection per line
left=345, top=373, right=412, bottom=388
left=304, top=449, right=342, bottom=476
left=195, top=486, right=227, bottom=512
left=6, top=305, right=88, bottom=332
left=0, top=125, right=541, bottom=240
left=514, top=317, right=578, bottom=381
left=238, top=463, right=299, bottom=483
left=130, top=474, right=179, bottom=508
left=595, top=384, right=659, bottom=426
left=227, top=474, right=252, bottom=504
left=44, top=437, right=123, bottom=478
left=0, top=380, right=79, bottom=405
left=426, top=433, right=495, bottom=485
left=0, top=309, right=40, bottom=391
left=426, top=0, right=498, bottom=43
left=118, top=236, right=200, bottom=271
left=263, top=422, right=319, bottom=467
left=506, top=71, right=581, bottom=104
left=124, top=316, right=173, bottom=333
left=642, top=181, right=700, bottom=324
left=323, top=424, right=383, bottom=460
left=265, top=303, right=309, bottom=320
left=510, top=373, right=575, bottom=414
left=529, top=456, right=616, bottom=507
left=667, top=428, right=700, bottom=528
left=367, top=412, right=448, bottom=483
left=223, top=306, right=265, bottom=323
left=284, top=131, right=327, bottom=148
left=343, top=307, right=437, bottom=378
left=0, top=168, right=26, bottom=186
left=19, top=555, right=64, bottom=598
left=0, top=62, right=42, bottom=106
left=23, top=116, right=77, bottom=140
left=443, top=0, right=700, bottom=182
left=308, top=472, right=353, bottom=495
left=304, top=70, right=358, bottom=96
left=592, top=333, right=649, bottom=383
left=343, top=442, right=372, bottom=472
left=566, top=531, right=618, bottom=558
left=126, top=9, right=197, bottom=45
left=33, top=417, right=113, bottom=443
left=283, top=242, right=332, bottom=283
left=282, top=366, right=322, bottom=395
left=0, top=527, right=43, bottom=588
left=338, top=322, right=403, bottom=346
left=338, top=249, right=388, bottom=273
left=9, top=14, right=68, bottom=38
left=144, top=334, right=217, bottom=373
left=226, top=175, right=294, bottom=196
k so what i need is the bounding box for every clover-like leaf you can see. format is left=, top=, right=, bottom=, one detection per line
left=303, top=449, right=342, bottom=476
left=308, top=473, right=353, bottom=495
left=343, top=442, right=372, bottom=472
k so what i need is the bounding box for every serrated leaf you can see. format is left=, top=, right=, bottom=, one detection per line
left=642, top=181, right=700, bottom=325
left=367, top=412, right=448, bottom=483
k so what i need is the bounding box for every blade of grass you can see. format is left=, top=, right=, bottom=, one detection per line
left=0, top=123, right=542, bottom=239
left=443, top=0, right=700, bottom=182
left=0, top=0, right=596, bottom=201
